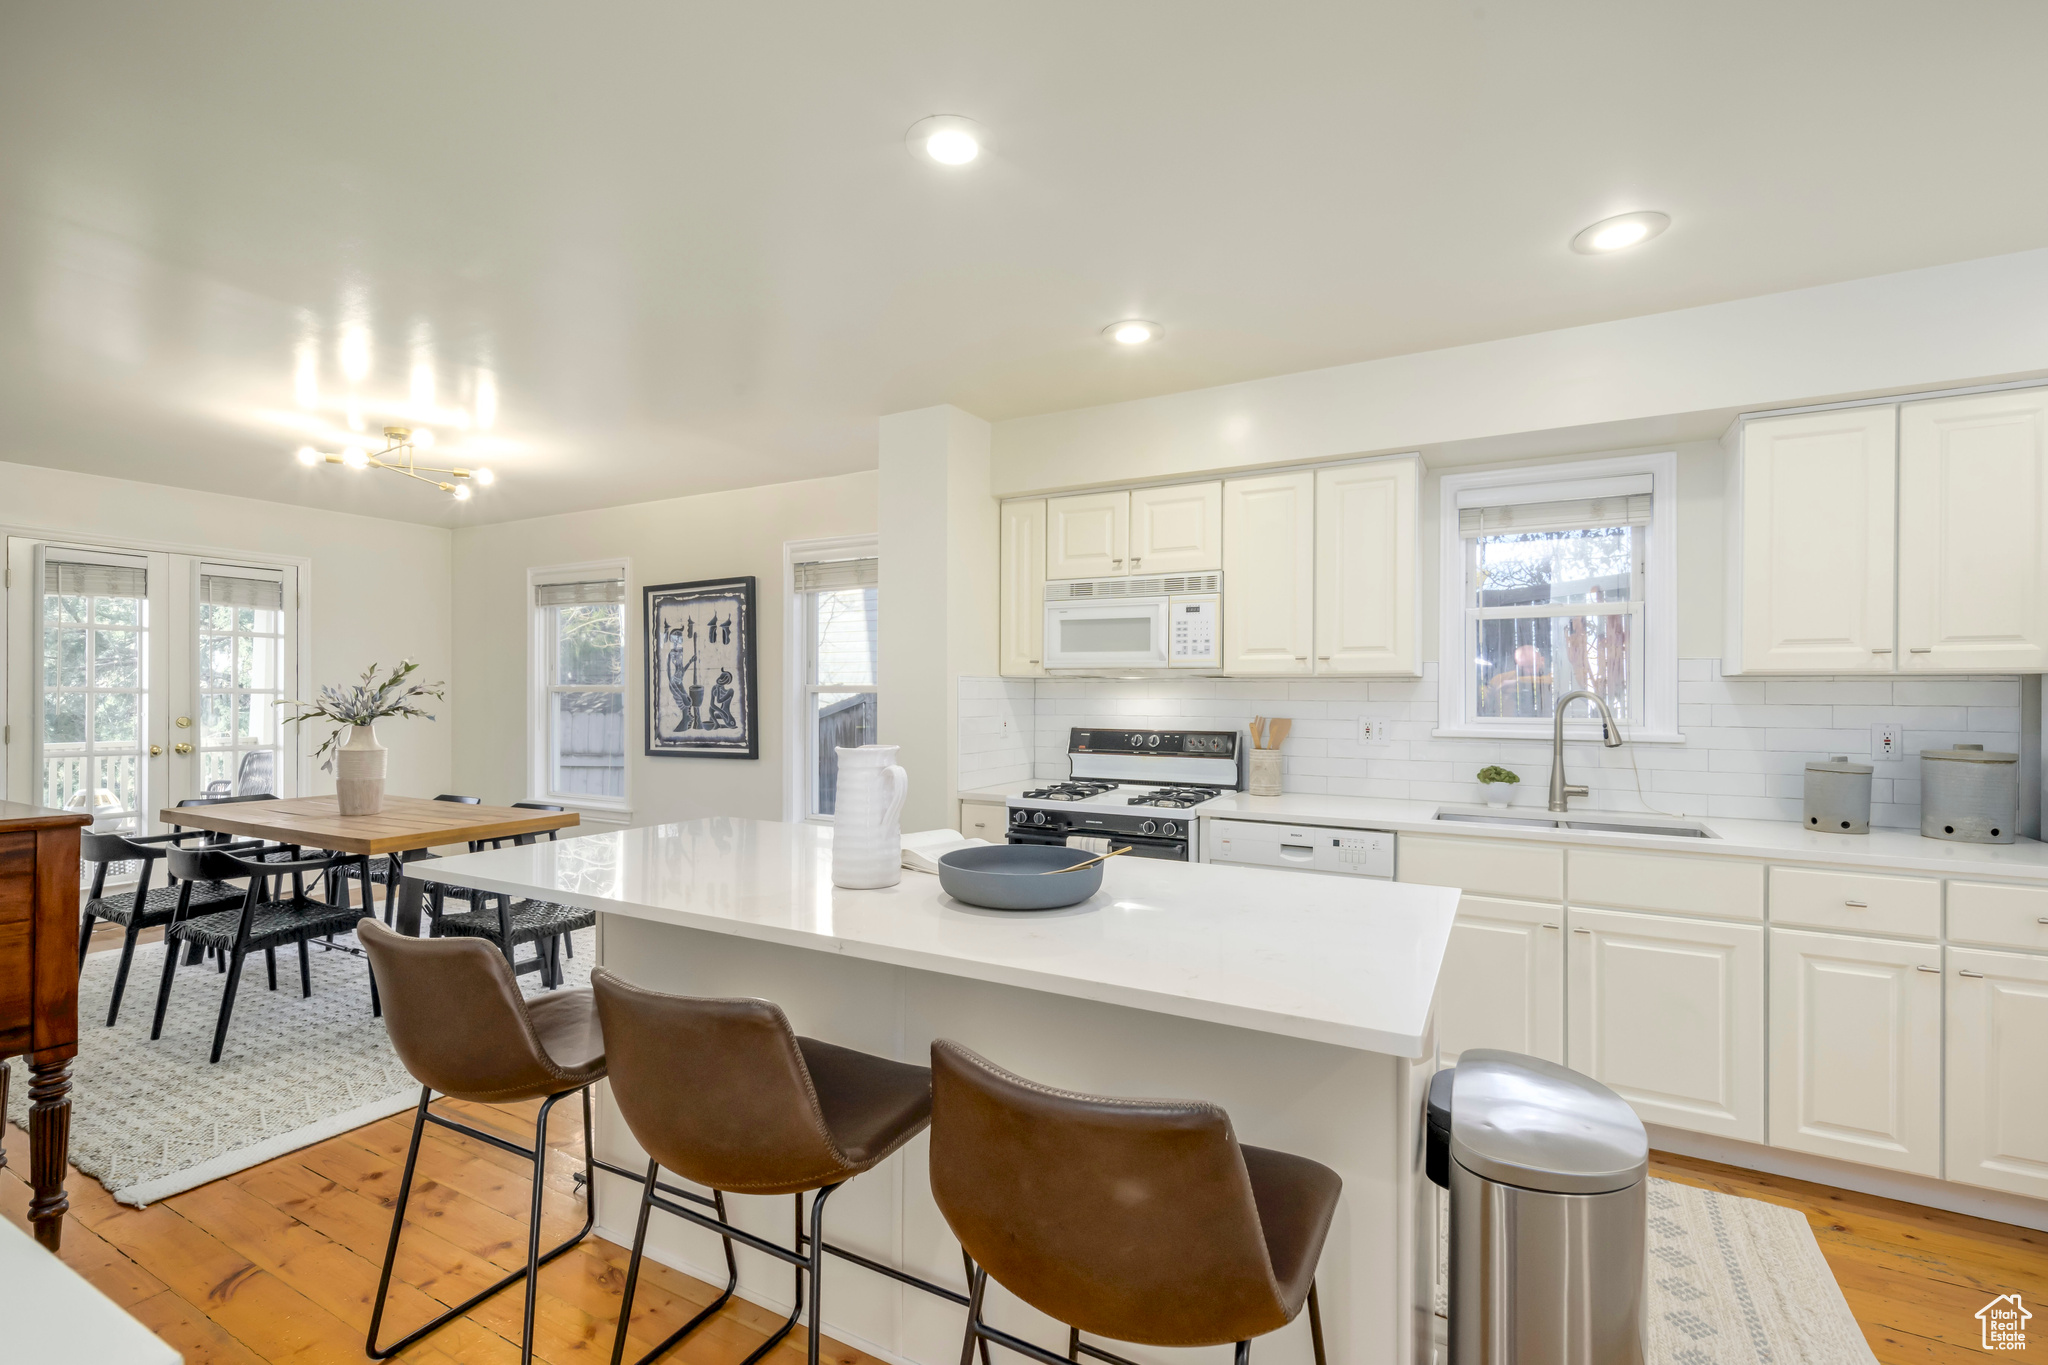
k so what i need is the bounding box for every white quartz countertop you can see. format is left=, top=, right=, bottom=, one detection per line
left=1191, top=791, right=2048, bottom=880
left=421, top=817, right=1459, bottom=1056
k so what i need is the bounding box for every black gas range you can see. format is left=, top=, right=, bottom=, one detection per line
left=1004, top=728, right=1244, bottom=861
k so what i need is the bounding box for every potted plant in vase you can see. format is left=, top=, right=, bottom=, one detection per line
left=280, top=660, right=445, bottom=815
left=1476, top=765, right=1520, bottom=808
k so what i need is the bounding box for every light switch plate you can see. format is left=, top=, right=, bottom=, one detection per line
left=1873, top=723, right=1901, bottom=760
left=1358, top=718, right=1383, bottom=742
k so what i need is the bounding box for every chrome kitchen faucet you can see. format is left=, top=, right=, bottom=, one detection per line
left=1548, top=690, right=1625, bottom=812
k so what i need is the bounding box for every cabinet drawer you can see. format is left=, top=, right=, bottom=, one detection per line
left=1397, top=836, right=1561, bottom=902
left=1948, top=881, right=2048, bottom=954
left=1569, top=848, right=1764, bottom=922
left=0, top=832, right=34, bottom=924
left=1769, top=865, right=1940, bottom=940
left=958, top=800, right=1010, bottom=842
left=0, top=919, right=30, bottom=1042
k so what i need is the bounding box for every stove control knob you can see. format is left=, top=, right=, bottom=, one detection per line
left=1012, top=810, right=1028, bottom=825
left=1129, top=733, right=1144, bottom=747
left=1161, top=821, right=1179, bottom=836
left=1031, top=811, right=1047, bottom=826
left=1146, top=733, right=1160, bottom=747
left=1139, top=820, right=1157, bottom=835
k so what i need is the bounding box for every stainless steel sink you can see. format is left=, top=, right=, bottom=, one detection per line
left=1433, top=810, right=1716, bottom=838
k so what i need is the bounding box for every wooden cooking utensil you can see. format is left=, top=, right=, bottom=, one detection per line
left=1041, top=845, right=1133, bottom=874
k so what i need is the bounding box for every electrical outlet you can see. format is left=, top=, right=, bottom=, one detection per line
left=1358, top=718, right=1383, bottom=743
left=1873, top=723, right=1901, bottom=760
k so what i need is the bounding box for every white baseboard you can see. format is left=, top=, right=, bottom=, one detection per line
left=1647, top=1124, right=2048, bottom=1232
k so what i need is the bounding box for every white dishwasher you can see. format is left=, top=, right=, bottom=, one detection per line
left=1204, top=818, right=1395, bottom=879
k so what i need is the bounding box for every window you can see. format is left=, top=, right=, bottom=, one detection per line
left=532, top=569, right=627, bottom=803
left=39, top=554, right=149, bottom=833
left=197, top=569, right=286, bottom=798
left=789, top=542, right=878, bottom=820
left=1437, top=454, right=1679, bottom=741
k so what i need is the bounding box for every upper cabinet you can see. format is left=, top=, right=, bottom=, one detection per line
left=1046, top=491, right=1129, bottom=579
left=1898, top=389, right=2048, bottom=672
left=1222, top=470, right=1317, bottom=674
left=1315, top=458, right=1418, bottom=675
left=998, top=499, right=1046, bottom=677
left=1729, top=406, right=1898, bottom=674
left=1729, top=385, right=2048, bottom=675
left=1128, top=482, right=1222, bottom=575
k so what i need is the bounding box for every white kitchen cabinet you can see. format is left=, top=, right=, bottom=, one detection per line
left=1435, top=895, right=1563, bottom=1068
left=1729, top=406, right=1897, bottom=673
left=1128, top=482, right=1222, bottom=575
left=1567, top=907, right=1765, bottom=1141
left=958, top=798, right=1010, bottom=843
left=1898, top=389, right=2048, bottom=672
left=1768, top=928, right=1942, bottom=1176
left=1314, top=459, right=1417, bottom=676
left=998, top=499, right=1046, bottom=676
left=1222, top=470, right=1316, bottom=675
left=1046, top=490, right=1128, bottom=580
left=1946, top=946, right=2048, bottom=1200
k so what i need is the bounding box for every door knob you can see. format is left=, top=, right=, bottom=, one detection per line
left=149, top=744, right=163, bottom=757
left=175, top=715, right=192, bottom=728
left=173, top=742, right=193, bottom=755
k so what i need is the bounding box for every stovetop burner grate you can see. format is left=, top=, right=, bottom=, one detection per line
left=1126, top=786, right=1226, bottom=809
left=1019, top=781, right=1120, bottom=803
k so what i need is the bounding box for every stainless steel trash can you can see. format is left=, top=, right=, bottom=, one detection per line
left=1426, top=1050, right=1649, bottom=1365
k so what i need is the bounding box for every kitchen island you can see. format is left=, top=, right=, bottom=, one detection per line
left=415, top=818, right=1460, bottom=1365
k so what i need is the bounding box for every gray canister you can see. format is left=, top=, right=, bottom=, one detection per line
left=1921, top=744, right=2020, bottom=844
left=1804, top=755, right=1872, bottom=834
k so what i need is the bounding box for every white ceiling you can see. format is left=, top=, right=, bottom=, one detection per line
left=4, top=2, right=2047, bottom=527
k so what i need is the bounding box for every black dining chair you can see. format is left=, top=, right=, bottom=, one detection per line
left=77, top=826, right=268, bottom=1026
left=431, top=803, right=593, bottom=988
left=150, top=843, right=380, bottom=1062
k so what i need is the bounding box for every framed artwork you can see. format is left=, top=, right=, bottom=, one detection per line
left=643, top=576, right=758, bottom=759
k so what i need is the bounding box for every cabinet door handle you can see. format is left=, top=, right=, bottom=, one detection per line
left=1958, top=969, right=1985, bottom=978
left=1540, top=922, right=1560, bottom=930
left=1130, top=557, right=1141, bottom=569
left=2035, top=917, right=2047, bottom=925
left=1909, top=647, right=1932, bottom=654
left=1572, top=927, right=1592, bottom=935
left=1870, top=647, right=1892, bottom=654
left=1843, top=899, right=1868, bottom=907
left=1916, top=964, right=1941, bottom=973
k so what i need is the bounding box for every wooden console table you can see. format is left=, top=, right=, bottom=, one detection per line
left=0, top=801, right=91, bottom=1251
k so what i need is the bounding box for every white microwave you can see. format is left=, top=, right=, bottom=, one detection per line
left=1043, top=574, right=1221, bottom=671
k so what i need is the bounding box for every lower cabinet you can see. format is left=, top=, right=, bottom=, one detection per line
left=957, top=799, right=1009, bottom=842
left=1768, top=928, right=1942, bottom=1176
left=1435, top=895, right=1563, bottom=1067
left=1946, top=946, right=2048, bottom=1199
left=1567, top=907, right=1765, bottom=1142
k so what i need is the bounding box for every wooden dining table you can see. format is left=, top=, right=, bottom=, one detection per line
left=157, top=794, right=579, bottom=935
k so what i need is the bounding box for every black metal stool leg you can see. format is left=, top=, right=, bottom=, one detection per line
left=519, top=1091, right=564, bottom=1365
left=1307, top=1281, right=1326, bottom=1365
left=958, top=1262, right=988, bottom=1365
left=1233, top=1342, right=1250, bottom=1365
left=611, top=1158, right=661, bottom=1365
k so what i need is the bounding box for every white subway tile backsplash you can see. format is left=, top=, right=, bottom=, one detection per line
left=961, top=661, right=2028, bottom=828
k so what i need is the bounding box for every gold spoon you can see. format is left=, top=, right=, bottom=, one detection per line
left=1042, top=845, right=1133, bottom=874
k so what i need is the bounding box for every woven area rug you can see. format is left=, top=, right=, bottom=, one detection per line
left=6, top=925, right=593, bottom=1207
left=1437, top=1177, right=1877, bottom=1363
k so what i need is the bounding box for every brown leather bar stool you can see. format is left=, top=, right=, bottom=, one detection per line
left=930, top=1040, right=1339, bottom=1365
left=591, top=968, right=933, bottom=1365
left=357, top=919, right=606, bottom=1365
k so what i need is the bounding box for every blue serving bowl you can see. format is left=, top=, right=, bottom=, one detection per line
left=936, top=844, right=1105, bottom=911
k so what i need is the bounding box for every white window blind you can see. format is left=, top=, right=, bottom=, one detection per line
left=44, top=560, right=147, bottom=598
left=1459, top=492, right=1652, bottom=536
left=535, top=578, right=625, bottom=607
left=200, top=574, right=285, bottom=611
left=793, top=557, right=878, bottom=593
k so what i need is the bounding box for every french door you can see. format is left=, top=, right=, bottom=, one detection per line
left=3, top=535, right=301, bottom=842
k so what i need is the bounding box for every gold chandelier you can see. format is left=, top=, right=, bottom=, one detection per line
left=295, top=427, right=496, bottom=502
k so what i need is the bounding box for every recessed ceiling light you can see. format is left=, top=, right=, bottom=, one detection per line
left=906, top=114, right=983, bottom=166
left=1571, top=211, right=1670, bottom=255
left=1103, top=319, right=1162, bottom=346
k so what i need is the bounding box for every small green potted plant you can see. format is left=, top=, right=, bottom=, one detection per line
left=1476, top=764, right=1520, bottom=808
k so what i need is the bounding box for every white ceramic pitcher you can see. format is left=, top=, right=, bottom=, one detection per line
left=832, top=745, right=909, bottom=889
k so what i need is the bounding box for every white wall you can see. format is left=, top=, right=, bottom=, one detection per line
left=449, top=470, right=877, bottom=823
left=0, top=458, right=454, bottom=800
left=991, top=247, right=2048, bottom=496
